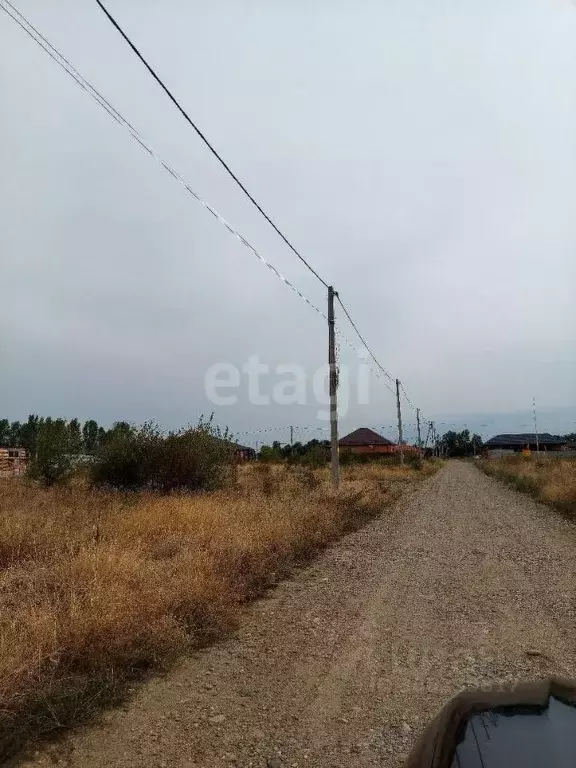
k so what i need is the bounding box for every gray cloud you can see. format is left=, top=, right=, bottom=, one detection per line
left=1, top=0, right=575, bottom=443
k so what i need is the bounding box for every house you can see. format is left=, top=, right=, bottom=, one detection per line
left=339, top=428, right=397, bottom=455
left=0, top=446, right=29, bottom=476
left=484, top=433, right=567, bottom=456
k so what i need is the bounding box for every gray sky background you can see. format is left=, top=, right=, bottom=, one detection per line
left=1, top=0, right=575, bottom=444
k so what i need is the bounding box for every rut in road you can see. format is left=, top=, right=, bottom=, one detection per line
left=20, top=462, right=576, bottom=768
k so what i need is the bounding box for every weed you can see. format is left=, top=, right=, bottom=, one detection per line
left=0, top=460, right=438, bottom=760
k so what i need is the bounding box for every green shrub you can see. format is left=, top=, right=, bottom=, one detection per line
left=90, top=420, right=235, bottom=492
left=299, top=444, right=329, bottom=468
left=28, top=418, right=73, bottom=487
left=406, top=453, right=423, bottom=470
left=152, top=428, right=235, bottom=493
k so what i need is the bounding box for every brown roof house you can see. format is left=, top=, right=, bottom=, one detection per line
left=339, top=428, right=397, bottom=455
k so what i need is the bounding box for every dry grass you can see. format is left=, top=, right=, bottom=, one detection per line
left=480, top=455, right=576, bottom=518
left=0, top=461, right=436, bottom=760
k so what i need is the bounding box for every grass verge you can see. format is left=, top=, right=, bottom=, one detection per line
left=479, top=455, right=576, bottom=520
left=0, top=460, right=438, bottom=762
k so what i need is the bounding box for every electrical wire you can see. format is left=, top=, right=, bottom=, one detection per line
left=94, top=0, right=329, bottom=289
left=399, top=381, right=420, bottom=415
left=0, top=1, right=328, bottom=322
left=336, top=295, right=396, bottom=384
left=3, top=0, right=421, bottom=416
left=94, top=0, right=401, bottom=403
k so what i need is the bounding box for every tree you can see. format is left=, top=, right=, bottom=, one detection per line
left=439, top=430, right=483, bottom=458
left=7, top=421, right=21, bottom=447
left=68, top=418, right=83, bottom=454
left=19, top=414, right=42, bottom=457
left=0, top=419, right=9, bottom=446
left=108, top=421, right=133, bottom=441
left=258, top=444, right=283, bottom=462
left=82, top=420, right=99, bottom=454
left=470, top=433, right=483, bottom=456
left=91, top=419, right=235, bottom=492
left=29, top=417, right=72, bottom=486
left=97, top=426, right=108, bottom=447
left=300, top=443, right=329, bottom=468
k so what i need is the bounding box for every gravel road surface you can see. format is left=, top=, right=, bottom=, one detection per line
left=21, top=462, right=576, bottom=768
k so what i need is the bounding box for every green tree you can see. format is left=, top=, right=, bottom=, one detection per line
left=82, top=419, right=99, bottom=453
left=91, top=419, right=235, bottom=492
left=108, top=421, right=133, bottom=441
left=19, top=414, right=42, bottom=457
left=7, top=421, right=21, bottom=447
left=470, top=433, right=483, bottom=455
left=439, top=429, right=482, bottom=457
left=68, top=418, right=83, bottom=454
left=30, top=417, right=72, bottom=486
left=0, top=419, right=9, bottom=445
left=300, top=443, right=329, bottom=468
left=258, top=444, right=283, bottom=462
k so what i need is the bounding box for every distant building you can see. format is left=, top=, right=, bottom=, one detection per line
left=0, top=446, right=29, bottom=476
left=233, top=444, right=256, bottom=462
left=484, top=433, right=567, bottom=456
left=339, top=428, right=397, bottom=455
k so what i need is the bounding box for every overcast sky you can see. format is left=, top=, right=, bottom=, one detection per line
left=1, top=0, right=575, bottom=443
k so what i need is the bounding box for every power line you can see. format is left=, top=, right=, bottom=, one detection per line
left=3, top=0, right=387, bottom=396
left=2, top=0, right=140, bottom=135
left=94, top=0, right=329, bottom=290
left=3, top=0, right=424, bottom=419
left=399, top=381, right=418, bottom=413
left=336, top=295, right=396, bottom=384
left=0, top=1, right=328, bottom=323
left=94, top=0, right=403, bottom=404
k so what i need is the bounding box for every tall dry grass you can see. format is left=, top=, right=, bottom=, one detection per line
left=481, top=455, right=576, bottom=517
left=0, top=461, right=435, bottom=759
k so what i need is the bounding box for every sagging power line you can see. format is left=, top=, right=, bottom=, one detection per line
left=92, top=0, right=409, bottom=406
left=94, top=0, right=329, bottom=290
left=0, top=1, right=329, bottom=323
left=2, top=0, right=435, bottom=488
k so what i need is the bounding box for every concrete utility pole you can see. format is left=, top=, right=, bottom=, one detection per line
left=395, top=378, right=404, bottom=465
left=328, top=286, right=340, bottom=490
left=416, top=408, right=422, bottom=456
left=533, top=396, right=540, bottom=455
left=290, top=425, right=294, bottom=447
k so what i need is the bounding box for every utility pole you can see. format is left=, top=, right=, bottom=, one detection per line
left=328, top=286, right=340, bottom=490
left=423, top=422, right=432, bottom=452
left=416, top=408, right=422, bottom=457
left=533, top=396, right=540, bottom=455
left=395, top=378, right=404, bottom=465
left=290, top=425, right=294, bottom=447
left=430, top=421, right=436, bottom=456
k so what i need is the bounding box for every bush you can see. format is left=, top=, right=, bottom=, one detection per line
left=90, top=423, right=156, bottom=490
left=406, top=453, right=423, bottom=470
left=28, top=418, right=72, bottom=487
left=152, top=428, right=236, bottom=493
left=90, top=421, right=236, bottom=492
left=340, top=452, right=404, bottom=467
left=258, top=445, right=283, bottom=462
left=299, top=444, right=329, bottom=468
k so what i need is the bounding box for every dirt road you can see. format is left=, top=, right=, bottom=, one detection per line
left=22, top=462, right=576, bottom=768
